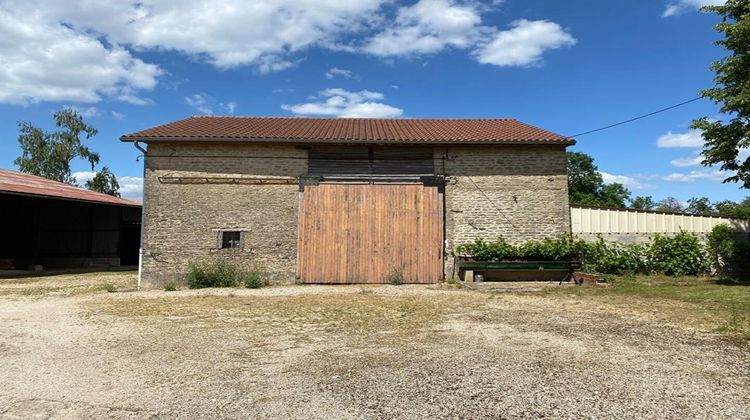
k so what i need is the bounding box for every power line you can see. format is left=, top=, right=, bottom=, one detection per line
left=567, top=96, right=703, bottom=138
left=464, top=175, right=523, bottom=235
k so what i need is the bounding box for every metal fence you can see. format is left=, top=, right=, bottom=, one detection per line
left=570, top=205, right=750, bottom=240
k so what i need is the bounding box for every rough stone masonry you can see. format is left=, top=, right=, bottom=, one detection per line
left=140, top=141, right=571, bottom=287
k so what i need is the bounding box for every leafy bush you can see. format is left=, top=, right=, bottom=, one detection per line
left=649, top=231, right=709, bottom=276
left=455, top=236, right=576, bottom=261
left=186, top=259, right=245, bottom=289
left=456, top=231, right=713, bottom=277
left=387, top=268, right=404, bottom=285
left=707, top=224, right=750, bottom=278
left=707, top=224, right=736, bottom=274
left=578, top=238, right=650, bottom=275
left=455, top=237, right=519, bottom=261
left=245, top=267, right=267, bottom=289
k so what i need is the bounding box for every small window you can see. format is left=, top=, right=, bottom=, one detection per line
left=220, top=231, right=242, bottom=249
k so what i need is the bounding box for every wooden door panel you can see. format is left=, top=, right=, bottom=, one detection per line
left=298, top=184, right=442, bottom=283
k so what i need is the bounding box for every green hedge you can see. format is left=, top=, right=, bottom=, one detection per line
left=455, top=231, right=712, bottom=276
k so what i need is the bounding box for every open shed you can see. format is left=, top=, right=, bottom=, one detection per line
left=0, top=169, right=142, bottom=270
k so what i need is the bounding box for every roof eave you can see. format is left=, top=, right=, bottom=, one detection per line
left=120, top=136, right=576, bottom=146
left=0, top=190, right=142, bottom=208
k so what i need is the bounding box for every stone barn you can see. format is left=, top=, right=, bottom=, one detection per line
left=121, top=117, right=574, bottom=286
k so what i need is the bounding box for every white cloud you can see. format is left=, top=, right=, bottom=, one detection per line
left=67, top=106, right=101, bottom=118
left=0, top=6, right=161, bottom=105
left=72, top=171, right=97, bottom=186
left=662, top=0, right=725, bottom=17
left=1, top=1, right=577, bottom=105
left=364, top=0, right=484, bottom=56
left=656, top=129, right=704, bottom=148
left=72, top=171, right=143, bottom=199
left=662, top=169, right=730, bottom=182
left=118, top=176, right=144, bottom=200
left=184, top=93, right=237, bottom=115
left=325, top=67, right=355, bottom=79
left=474, top=19, right=576, bottom=67
left=6, top=0, right=387, bottom=71
left=364, top=1, right=575, bottom=67
left=670, top=155, right=703, bottom=167
left=111, top=111, right=125, bottom=120
left=599, top=171, right=652, bottom=190
left=281, top=88, right=403, bottom=118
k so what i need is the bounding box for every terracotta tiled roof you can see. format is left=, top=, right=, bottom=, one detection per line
left=0, top=169, right=141, bottom=207
left=120, top=116, right=573, bottom=145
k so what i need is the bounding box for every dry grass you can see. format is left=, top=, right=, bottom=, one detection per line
left=88, top=291, right=478, bottom=341
left=2, top=272, right=749, bottom=418
left=0, top=270, right=137, bottom=297
left=539, top=274, right=750, bottom=341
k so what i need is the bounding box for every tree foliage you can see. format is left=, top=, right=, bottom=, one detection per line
left=14, top=109, right=99, bottom=184
left=86, top=166, right=120, bottom=197
left=656, top=197, right=685, bottom=213
left=630, top=196, right=656, bottom=210
left=692, top=1, right=750, bottom=187
left=715, top=197, right=750, bottom=218
left=566, top=151, right=631, bottom=207
left=686, top=196, right=716, bottom=215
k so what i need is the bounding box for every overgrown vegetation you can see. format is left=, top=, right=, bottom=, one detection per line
left=387, top=268, right=404, bottom=285
left=707, top=224, right=750, bottom=278
left=186, top=260, right=266, bottom=289
left=456, top=231, right=721, bottom=277
left=245, top=266, right=268, bottom=289
left=163, top=280, right=178, bottom=292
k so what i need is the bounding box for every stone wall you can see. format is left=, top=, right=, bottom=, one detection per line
left=436, top=145, right=571, bottom=277
left=141, top=142, right=306, bottom=287
left=140, top=142, right=571, bottom=286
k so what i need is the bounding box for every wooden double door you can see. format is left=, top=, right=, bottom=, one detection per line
left=297, top=183, right=443, bottom=283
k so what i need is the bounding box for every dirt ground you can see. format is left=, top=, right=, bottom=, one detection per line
left=0, top=272, right=748, bottom=419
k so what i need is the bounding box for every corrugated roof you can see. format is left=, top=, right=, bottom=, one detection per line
left=120, top=116, right=574, bottom=145
left=0, top=169, right=141, bottom=207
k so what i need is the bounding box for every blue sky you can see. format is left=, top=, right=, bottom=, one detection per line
left=0, top=0, right=744, bottom=202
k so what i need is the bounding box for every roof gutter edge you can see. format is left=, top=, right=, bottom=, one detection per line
left=119, top=136, right=576, bottom=146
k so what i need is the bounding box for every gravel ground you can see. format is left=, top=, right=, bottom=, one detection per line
left=0, top=272, right=748, bottom=419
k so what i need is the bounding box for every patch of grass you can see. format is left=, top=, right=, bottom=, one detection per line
left=88, top=293, right=477, bottom=340
left=163, top=280, right=178, bottom=292
left=387, top=268, right=404, bottom=286
left=245, top=268, right=267, bottom=289
left=186, top=260, right=244, bottom=289
left=541, top=274, right=750, bottom=340
left=0, top=271, right=137, bottom=297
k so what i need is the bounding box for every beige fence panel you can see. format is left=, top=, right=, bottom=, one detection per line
left=571, top=205, right=750, bottom=243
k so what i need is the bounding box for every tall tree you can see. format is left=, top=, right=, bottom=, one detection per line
left=566, top=151, right=631, bottom=207
left=630, top=196, right=656, bottom=210
left=715, top=197, right=750, bottom=218
left=692, top=1, right=750, bottom=187
left=86, top=167, right=120, bottom=197
left=14, top=109, right=99, bottom=185
left=656, top=197, right=685, bottom=213
left=685, top=197, right=715, bottom=215
left=598, top=183, right=631, bottom=208
left=567, top=152, right=603, bottom=205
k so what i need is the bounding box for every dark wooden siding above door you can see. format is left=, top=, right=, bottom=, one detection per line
left=308, top=146, right=434, bottom=176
